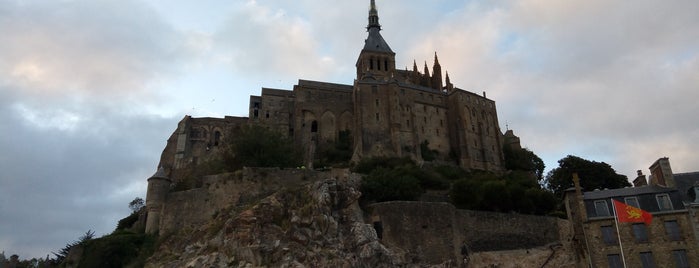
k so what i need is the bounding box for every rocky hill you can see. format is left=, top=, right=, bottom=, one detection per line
left=141, top=169, right=576, bottom=267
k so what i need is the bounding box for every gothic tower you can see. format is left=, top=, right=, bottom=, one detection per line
left=432, top=52, right=443, bottom=90
left=355, top=0, right=396, bottom=80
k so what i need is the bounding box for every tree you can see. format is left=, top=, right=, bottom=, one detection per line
left=544, top=155, right=631, bottom=197
left=223, top=125, right=299, bottom=169
left=503, top=146, right=545, bottom=181
left=128, top=197, right=144, bottom=212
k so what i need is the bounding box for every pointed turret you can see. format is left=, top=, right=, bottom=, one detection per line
left=356, top=0, right=395, bottom=79
left=432, top=52, right=443, bottom=90
left=368, top=0, right=381, bottom=30
left=422, top=61, right=432, bottom=88
left=445, top=71, right=454, bottom=91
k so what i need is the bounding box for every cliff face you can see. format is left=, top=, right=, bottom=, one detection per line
left=146, top=174, right=407, bottom=267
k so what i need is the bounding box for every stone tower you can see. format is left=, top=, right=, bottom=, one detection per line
left=355, top=0, right=395, bottom=80
left=145, top=167, right=171, bottom=234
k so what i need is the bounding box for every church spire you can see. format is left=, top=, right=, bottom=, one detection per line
left=367, top=0, right=381, bottom=30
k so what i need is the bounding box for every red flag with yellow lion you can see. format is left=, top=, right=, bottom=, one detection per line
left=613, top=199, right=652, bottom=225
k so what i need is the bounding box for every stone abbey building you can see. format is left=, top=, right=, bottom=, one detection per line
left=158, top=0, right=518, bottom=177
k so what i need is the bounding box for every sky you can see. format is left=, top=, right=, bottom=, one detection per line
left=1, top=0, right=698, bottom=259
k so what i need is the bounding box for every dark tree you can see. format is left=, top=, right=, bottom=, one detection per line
left=544, top=155, right=630, bottom=197
left=128, top=197, right=144, bottom=212
left=503, top=146, right=545, bottom=181
left=223, top=125, right=299, bottom=169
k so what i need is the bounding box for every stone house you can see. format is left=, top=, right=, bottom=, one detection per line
left=565, top=157, right=699, bottom=268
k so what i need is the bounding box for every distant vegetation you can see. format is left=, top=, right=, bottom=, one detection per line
left=543, top=155, right=631, bottom=197
left=354, top=145, right=560, bottom=216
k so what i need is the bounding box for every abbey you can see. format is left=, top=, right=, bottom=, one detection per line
left=158, top=0, right=517, bottom=177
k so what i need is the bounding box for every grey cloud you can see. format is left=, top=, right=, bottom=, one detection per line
left=0, top=0, right=185, bottom=97
left=0, top=87, right=178, bottom=258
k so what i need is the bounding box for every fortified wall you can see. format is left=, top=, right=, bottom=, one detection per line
left=369, top=201, right=572, bottom=265
left=146, top=168, right=574, bottom=266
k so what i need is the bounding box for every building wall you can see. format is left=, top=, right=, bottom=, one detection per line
left=369, top=201, right=567, bottom=266
left=583, top=212, right=699, bottom=267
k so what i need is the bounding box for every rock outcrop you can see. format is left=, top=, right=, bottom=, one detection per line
left=146, top=175, right=408, bottom=267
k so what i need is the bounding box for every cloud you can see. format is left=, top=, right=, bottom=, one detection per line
left=212, top=1, right=338, bottom=82
left=395, top=0, right=699, bottom=176
left=0, top=0, right=185, bottom=98
left=0, top=0, right=188, bottom=259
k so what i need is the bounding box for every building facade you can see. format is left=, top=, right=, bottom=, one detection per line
left=156, top=0, right=517, bottom=183
left=247, top=0, right=508, bottom=170
left=565, top=158, right=699, bottom=268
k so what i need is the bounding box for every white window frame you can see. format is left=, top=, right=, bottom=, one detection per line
left=656, top=194, right=673, bottom=211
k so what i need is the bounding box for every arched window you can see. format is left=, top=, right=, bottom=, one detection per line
left=214, top=131, right=222, bottom=146
left=311, top=121, right=318, bottom=133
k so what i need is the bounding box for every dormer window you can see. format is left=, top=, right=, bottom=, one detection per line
left=656, top=194, right=673, bottom=211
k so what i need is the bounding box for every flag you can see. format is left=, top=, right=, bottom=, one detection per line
left=613, top=199, right=652, bottom=225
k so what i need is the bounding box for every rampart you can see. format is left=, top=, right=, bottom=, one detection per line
left=369, top=201, right=569, bottom=265
left=157, top=167, right=332, bottom=234
left=151, top=168, right=572, bottom=266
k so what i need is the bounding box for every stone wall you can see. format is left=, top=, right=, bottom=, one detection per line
left=369, top=201, right=568, bottom=266
left=456, top=210, right=561, bottom=252
left=158, top=168, right=330, bottom=234
left=369, top=202, right=460, bottom=265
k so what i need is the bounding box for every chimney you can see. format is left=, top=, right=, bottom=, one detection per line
left=649, top=157, right=675, bottom=188
left=633, top=170, right=648, bottom=187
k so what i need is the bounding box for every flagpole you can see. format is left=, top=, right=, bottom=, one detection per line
left=611, top=198, right=627, bottom=268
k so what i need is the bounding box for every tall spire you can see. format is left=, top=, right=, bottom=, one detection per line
left=368, top=0, right=381, bottom=30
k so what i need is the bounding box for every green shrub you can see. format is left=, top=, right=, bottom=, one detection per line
left=78, top=231, right=156, bottom=268
left=361, top=167, right=423, bottom=203
left=115, top=211, right=139, bottom=231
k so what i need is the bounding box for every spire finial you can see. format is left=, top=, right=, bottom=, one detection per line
left=434, top=51, right=440, bottom=65
left=367, top=0, right=381, bottom=30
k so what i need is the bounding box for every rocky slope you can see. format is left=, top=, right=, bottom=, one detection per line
left=145, top=175, right=418, bottom=267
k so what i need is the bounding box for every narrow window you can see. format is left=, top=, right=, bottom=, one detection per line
left=594, top=200, right=610, bottom=217
left=370, top=58, right=374, bottom=70
left=375, top=113, right=379, bottom=122
left=406, top=120, right=410, bottom=127
left=672, top=250, right=690, bottom=268
left=633, top=223, right=648, bottom=243
left=265, top=111, right=269, bottom=118
left=311, top=121, right=318, bottom=133
left=601, top=225, right=616, bottom=245
left=607, top=254, right=623, bottom=268
left=624, top=197, right=640, bottom=208
left=436, top=129, right=439, bottom=135
left=214, top=131, right=221, bottom=146
left=639, top=252, right=656, bottom=268
left=664, top=220, right=681, bottom=241
left=384, top=59, right=388, bottom=71
left=656, top=194, right=673, bottom=211
left=375, top=99, right=379, bottom=107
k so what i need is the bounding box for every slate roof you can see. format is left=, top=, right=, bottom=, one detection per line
left=363, top=28, right=394, bottom=54
left=583, top=184, right=674, bottom=200
left=674, top=172, right=699, bottom=202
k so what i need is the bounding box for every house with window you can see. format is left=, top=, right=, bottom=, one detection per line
left=565, top=157, right=699, bottom=268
